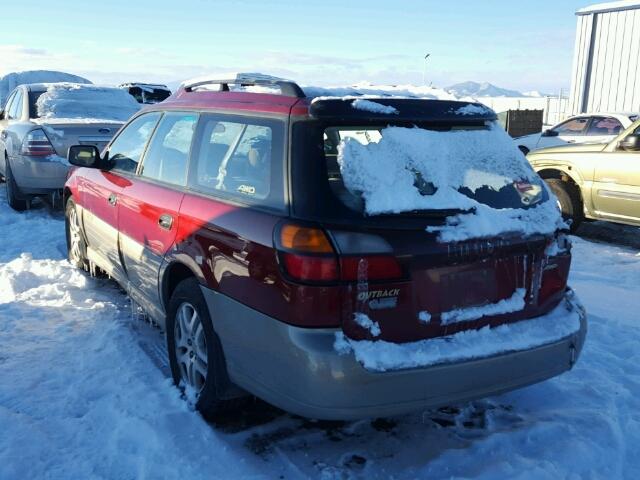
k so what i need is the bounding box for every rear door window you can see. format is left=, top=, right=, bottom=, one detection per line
left=586, top=116, right=623, bottom=136
left=108, top=112, right=162, bottom=173
left=552, top=117, right=589, bottom=136
left=188, top=114, right=285, bottom=210
left=139, top=112, right=198, bottom=186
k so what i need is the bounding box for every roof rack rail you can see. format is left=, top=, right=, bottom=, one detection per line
left=181, top=73, right=306, bottom=98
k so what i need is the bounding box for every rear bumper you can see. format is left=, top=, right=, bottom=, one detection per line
left=204, top=288, right=587, bottom=420
left=11, top=155, right=69, bottom=193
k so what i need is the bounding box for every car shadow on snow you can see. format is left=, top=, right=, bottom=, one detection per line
left=206, top=394, right=524, bottom=477
left=575, top=221, right=640, bottom=250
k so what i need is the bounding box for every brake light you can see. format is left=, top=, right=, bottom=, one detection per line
left=276, top=223, right=403, bottom=283
left=20, top=129, right=56, bottom=156
left=340, top=256, right=402, bottom=281
left=278, top=224, right=339, bottom=282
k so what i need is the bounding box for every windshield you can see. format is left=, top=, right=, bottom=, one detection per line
left=323, top=123, right=548, bottom=215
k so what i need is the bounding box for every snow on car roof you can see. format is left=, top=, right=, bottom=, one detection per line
left=0, top=70, right=91, bottom=107
left=36, top=83, right=140, bottom=123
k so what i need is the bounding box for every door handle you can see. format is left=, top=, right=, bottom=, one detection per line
left=108, top=193, right=117, bottom=206
left=158, top=214, right=173, bottom=230
left=567, top=140, right=576, bottom=143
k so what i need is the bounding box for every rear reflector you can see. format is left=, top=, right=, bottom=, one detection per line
left=281, top=253, right=339, bottom=282
left=538, top=264, right=566, bottom=305
left=20, top=129, right=56, bottom=157
left=340, top=256, right=402, bottom=281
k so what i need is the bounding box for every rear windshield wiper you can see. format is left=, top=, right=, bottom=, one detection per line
left=371, top=208, right=474, bottom=219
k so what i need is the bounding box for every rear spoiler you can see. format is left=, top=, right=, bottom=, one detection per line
left=309, top=98, right=497, bottom=123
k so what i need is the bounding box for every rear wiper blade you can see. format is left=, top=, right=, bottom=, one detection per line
left=372, top=208, right=474, bottom=218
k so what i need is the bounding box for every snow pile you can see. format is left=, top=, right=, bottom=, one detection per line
left=456, top=103, right=492, bottom=116
left=354, top=312, right=381, bottom=337
left=351, top=99, right=398, bottom=115
left=337, top=122, right=564, bottom=241
left=336, top=291, right=583, bottom=372
left=0, top=70, right=91, bottom=107
left=441, top=288, right=526, bottom=325
left=36, top=83, right=140, bottom=122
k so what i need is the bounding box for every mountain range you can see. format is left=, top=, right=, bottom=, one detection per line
left=446, top=81, right=553, bottom=98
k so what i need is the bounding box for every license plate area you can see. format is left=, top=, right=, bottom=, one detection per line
left=440, top=265, right=498, bottom=312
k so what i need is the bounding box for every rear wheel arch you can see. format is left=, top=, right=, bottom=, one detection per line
left=537, top=168, right=583, bottom=201
left=161, top=261, right=203, bottom=313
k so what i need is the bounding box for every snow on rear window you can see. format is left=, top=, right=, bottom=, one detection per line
left=337, top=122, right=564, bottom=240
left=36, top=83, right=140, bottom=122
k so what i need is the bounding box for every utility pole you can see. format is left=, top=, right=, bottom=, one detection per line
left=422, top=53, right=430, bottom=86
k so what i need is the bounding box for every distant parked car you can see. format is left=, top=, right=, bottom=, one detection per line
left=515, top=113, right=638, bottom=154
left=63, top=73, right=586, bottom=421
left=0, top=83, right=139, bottom=210
left=528, top=118, right=640, bottom=231
left=119, top=83, right=171, bottom=104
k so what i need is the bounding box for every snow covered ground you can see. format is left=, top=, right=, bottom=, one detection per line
left=1, top=190, right=639, bottom=479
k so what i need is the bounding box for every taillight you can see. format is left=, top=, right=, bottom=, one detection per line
left=20, top=129, right=56, bottom=156
left=277, top=224, right=339, bottom=282
left=276, top=223, right=403, bottom=283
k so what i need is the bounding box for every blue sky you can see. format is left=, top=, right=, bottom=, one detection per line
left=1, top=0, right=595, bottom=92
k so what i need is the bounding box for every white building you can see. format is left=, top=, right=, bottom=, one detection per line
left=568, top=0, right=640, bottom=115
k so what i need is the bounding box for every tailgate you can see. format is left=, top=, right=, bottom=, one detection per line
left=330, top=227, right=567, bottom=343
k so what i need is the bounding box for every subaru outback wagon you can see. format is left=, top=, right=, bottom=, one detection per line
left=64, top=74, right=587, bottom=420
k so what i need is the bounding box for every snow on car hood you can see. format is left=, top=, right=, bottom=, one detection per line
left=36, top=83, right=140, bottom=123
left=337, top=121, right=565, bottom=241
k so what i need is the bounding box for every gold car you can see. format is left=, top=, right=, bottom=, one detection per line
left=527, top=119, right=640, bottom=231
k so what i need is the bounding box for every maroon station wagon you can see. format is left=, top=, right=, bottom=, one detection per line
left=63, top=74, right=587, bottom=420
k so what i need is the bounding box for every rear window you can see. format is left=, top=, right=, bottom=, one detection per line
left=35, top=84, right=140, bottom=122
left=28, top=91, right=44, bottom=119
left=144, top=89, right=171, bottom=103
left=322, top=124, right=548, bottom=216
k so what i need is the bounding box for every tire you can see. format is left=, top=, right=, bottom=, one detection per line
left=545, top=178, right=583, bottom=232
left=518, top=145, right=530, bottom=156
left=5, top=159, right=28, bottom=211
left=65, top=198, right=89, bottom=270
left=166, top=277, right=240, bottom=420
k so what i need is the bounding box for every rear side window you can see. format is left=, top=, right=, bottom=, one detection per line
left=552, top=117, right=589, bottom=136
left=139, top=112, right=198, bottom=186
left=108, top=112, right=162, bottom=173
left=188, top=114, right=285, bottom=210
left=586, top=117, right=623, bottom=135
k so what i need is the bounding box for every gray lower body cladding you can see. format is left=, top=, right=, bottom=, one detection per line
left=202, top=287, right=587, bottom=420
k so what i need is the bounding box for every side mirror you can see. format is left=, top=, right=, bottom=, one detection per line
left=618, top=134, right=640, bottom=152
left=541, top=129, right=559, bottom=137
left=68, top=145, right=104, bottom=168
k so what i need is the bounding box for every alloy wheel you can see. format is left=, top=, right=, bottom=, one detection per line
left=174, top=302, right=208, bottom=394
left=68, top=207, right=82, bottom=264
